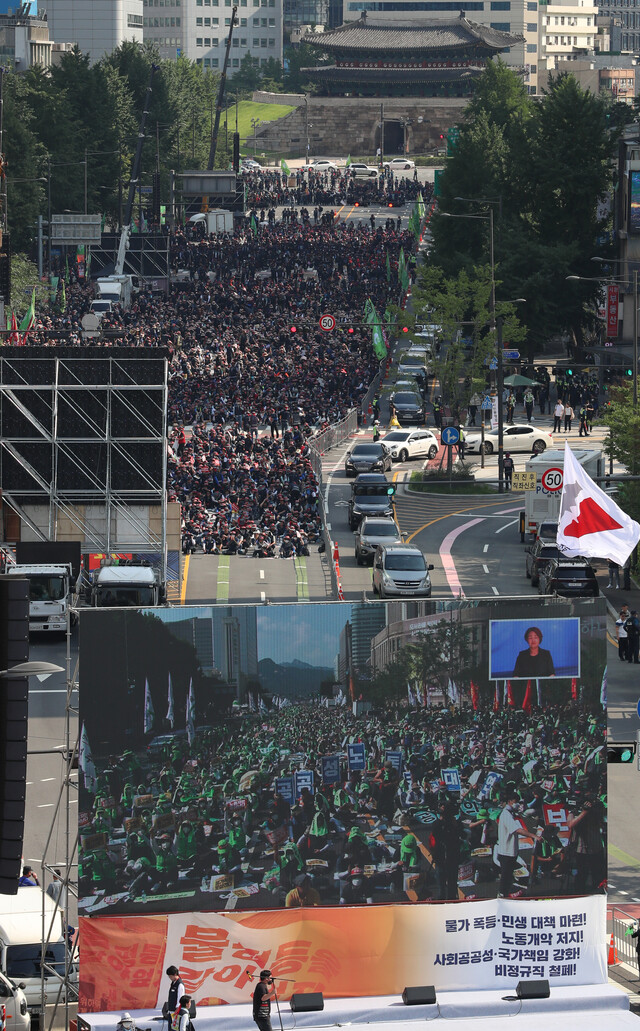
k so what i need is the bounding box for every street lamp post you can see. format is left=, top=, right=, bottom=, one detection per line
left=304, top=95, right=309, bottom=165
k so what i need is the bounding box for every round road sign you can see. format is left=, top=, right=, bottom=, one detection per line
left=541, top=467, right=563, bottom=492
left=319, top=314, right=335, bottom=332
left=441, top=425, right=460, bottom=446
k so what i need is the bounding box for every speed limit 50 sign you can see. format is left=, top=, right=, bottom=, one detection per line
left=319, top=314, right=335, bottom=331
left=541, top=467, right=563, bottom=493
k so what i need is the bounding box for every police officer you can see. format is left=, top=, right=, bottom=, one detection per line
left=433, top=397, right=442, bottom=429
left=503, top=452, right=514, bottom=491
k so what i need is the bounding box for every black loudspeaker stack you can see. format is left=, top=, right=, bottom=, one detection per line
left=0, top=574, right=29, bottom=894
left=289, top=993, right=325, bottom=1012
left=516, top=979, right=550, bottom=1000
left=402, top=986, right=437, bottom=1006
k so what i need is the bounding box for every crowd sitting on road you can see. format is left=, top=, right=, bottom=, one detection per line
left=29, top=214, right=419, bottom=555
left=243, top=167, right=432, bottom=212
left=79, top=691, right=605, bottom=911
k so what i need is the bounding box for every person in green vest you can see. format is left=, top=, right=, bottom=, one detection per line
left=176, top=819, right=199, bottom=865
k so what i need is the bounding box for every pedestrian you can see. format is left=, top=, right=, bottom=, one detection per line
left=629, top=924, right=640, bottom=979
left=578, top=405, right=589, bottom=437
left=253, top=970, right=276, bottom=1031
left=164, top=967, right=185, bottom=1031
left=553, top=400, right=564, bottom=433
left=170, top=996, right=192, bottom=1031
left=506, top=392, right=516, bottom=424
left=431, top=800, right=462, bottom=900
left=432, top=397, right=442, bottom=429
left=496, top=791, right=527, bottom=898
left=626, top=609, right=640, bottom=664
left=46, top=869, right=67, bottom=909
left=372, top=420, right=380, bottom=442
left=457, top=425, right=465, bottom=460
left=615, top=609, right=628, bottom=661
left=586, top=399, right=595, bottom=432
left=607, top=560, right=620, bottom=590
left=503, top=452, right=514, bottom=491
left=19, top=866, right=39, bottom=887
left=563, top=402, right=574, bottom=432
left=468, top=393, right=480, bottom=427
left=524, top=387, right=534, bottom=423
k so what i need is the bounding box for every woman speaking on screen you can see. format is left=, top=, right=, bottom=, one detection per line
left=513, top=626, right=556, bottom=678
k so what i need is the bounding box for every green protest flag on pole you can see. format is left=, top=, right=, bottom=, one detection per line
left=50, top=276, right=59, bottom=303
left=281, top=159, right=291, bottom=176
left=59, top=280, right=67, bottom=313
left=19, top=288, right=36, bottom=334
left=345, top=155, right=352, bottom=167
left=417, top=193, right=425, bottom=219
left=398, top=246, right=406, bottom=285
left=372, top=321, right=387, bottom=360
left=363, top=297, right=377, bottom=325
left=250, top=213, right=258, bottom=237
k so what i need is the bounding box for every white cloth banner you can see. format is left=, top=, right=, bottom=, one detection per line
left=156, top=895, right=606, bottom=1006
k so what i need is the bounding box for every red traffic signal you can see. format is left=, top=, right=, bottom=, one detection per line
left=402, top=326, right=410, bottom=333
left=348, top=326, right=355, bottom=334
left=290, top=325, right=297, bottom=333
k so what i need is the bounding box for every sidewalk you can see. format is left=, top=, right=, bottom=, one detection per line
left=608, top=961, right=640, bottom=1015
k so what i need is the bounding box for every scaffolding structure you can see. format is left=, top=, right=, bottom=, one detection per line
left=0, top=348, right=168, bottom=582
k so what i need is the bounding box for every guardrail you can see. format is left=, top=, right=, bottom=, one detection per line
left=308, top=409, right=359, bottom=600
left=311, top=408, right=359, bottom=456
left=611, top=906, right=639, bottom=968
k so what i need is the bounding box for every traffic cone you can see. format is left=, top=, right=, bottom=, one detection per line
left=608, top=933, right=618, bottom=965
left=333, top=541, right=339, bottom=563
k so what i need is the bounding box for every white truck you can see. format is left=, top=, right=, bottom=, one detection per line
left=6, top=542, right=81, bottom=633
left=0, top=888, right=77, bottom=1025
left=88, top=560, right=166, bottom=607
left=93, top=274, right=138, bottom=313
left=189, top=210, right=234, bottom=234
left=519, top=447, right=604, bottom=542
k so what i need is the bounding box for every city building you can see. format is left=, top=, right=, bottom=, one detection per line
left=303, top=13, right=523, bottom=95
left=538, top=0, right=597, bottom=71
left=164, top=615, right=216, bottom=673
left=144, top=0, right=283, bottom=72
left=0, top=6, right=52, bottom=69
left=538, top=51, right=638, bottom=93
left=596, top=0, right=640, bottom=52
left=350, top=603, right=387, bottom=674
left=39, top=0, right=143, bottom=63
left=338, top=3, right=537, bottom=92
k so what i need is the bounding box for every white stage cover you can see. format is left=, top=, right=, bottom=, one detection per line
left=80, top=984, right=636, bottom=1031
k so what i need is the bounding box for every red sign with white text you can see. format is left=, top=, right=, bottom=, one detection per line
left=607, top=284, right=619, bottom=337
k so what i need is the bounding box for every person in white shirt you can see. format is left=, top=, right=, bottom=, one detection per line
left=553, top=401, right=564, bottom=433
left=497, top=792, right=529, bottom=897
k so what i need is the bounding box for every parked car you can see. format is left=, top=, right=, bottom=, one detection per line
left=241, top=158, right=262, bottom=171
left=381, top=428, right=439, bottom=462
left=350, top=163, right=378, bottom=177
left=354, top=517, right=403, bottom=565
left=384, top=158, right=416, bottom=171
left=465, top=424, right=554, bottom=455
left=310, top=159, right=339, bottom=171
left=538, top=557, right=599, bottom=597
left=397, top=354, right=429, bottom=382
left=390, top=390, right=426, bottom=425
left=525, top=537, right=559, bottom=587
left=344, top=441, right=392, bottom=477
left=348, top=473, right=395, bottom=530
left=372, top=543, right=434, bottom=598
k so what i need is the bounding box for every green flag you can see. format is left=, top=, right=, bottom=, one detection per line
left=250, top=213, right=258, bottom=237
left=59, top=280, right=67, bottom=313
left=363, top=297, right=376, bottom=325
left=49, top=276, right=59, bottom=304
left=281, top=159, right=291, bottom=176
left=385, top=251, right=391, bottom=283
left=417, top=193, right=425, bottom=219
left=398, top=247, right=406, bottom=285
left=345, top=155, right=352, bottom=167
left=19, top=288, right=36, bottom=334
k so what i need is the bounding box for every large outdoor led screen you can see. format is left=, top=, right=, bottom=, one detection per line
left=630, top=169, right=640, bottom=234
left=489, top=617, right=580, bottom=680
left=78, top=599, right=606, bottom=918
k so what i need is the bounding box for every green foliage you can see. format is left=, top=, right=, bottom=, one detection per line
left=428, top=64, right=618, bottom=354
left=598, top=386, right=640, bottom=528
left=10, top=253, right=44, bottom=316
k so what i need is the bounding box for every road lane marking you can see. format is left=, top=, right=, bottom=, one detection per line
left=216, top=555, right=230, bottom=603
left=483, top=544, right=489, bottom=553
left=260, top=569, right=265, bottom=580
left=404, top=496, right=526, bottom=544
left=492, top=586, right=499, bottom=595
left=41, top=778, right=55, bottom=782
left=261, top=591, right=266, bottom=602
left=37, top=803, right=54, bottom=808
left=495, top=519, right=518, bottom=534
left=610, top=844, right=640, bottom=869
left=295, top=556, right=309, bottom=600
left=482, top=564, right=489, bottom=574
left=181, top=553, right=190, bottom=604
left=439, top=518, right=484, bottom=597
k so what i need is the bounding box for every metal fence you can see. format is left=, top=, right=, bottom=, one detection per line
left=308, top=408, right=360, bottom=600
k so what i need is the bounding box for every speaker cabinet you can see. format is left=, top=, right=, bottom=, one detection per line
left=402, top=986, right=437, bottom=1006
left=0, top=575, right=29, bottom=894
left=516, top=980, right=550, bottom=1000
left=290, top=993, right=324, bottom=1012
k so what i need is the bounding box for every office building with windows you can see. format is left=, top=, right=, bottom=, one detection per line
left=538, top=0, right=597, bottom=70
left=144, top=0, right=283, bottom=71
left=39, top=0, right=143, bottom=61
left=341, top=0, right=540, bottom=92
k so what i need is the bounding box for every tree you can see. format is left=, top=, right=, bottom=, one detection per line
left=3, top=72, right=44, bottom=252
left=405, top=620, right=474, bottom=707
left=598, top=386, right=640, bottom=532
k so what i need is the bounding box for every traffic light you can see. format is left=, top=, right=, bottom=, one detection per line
left=566, top=368, right=573, bottom=377
left=402, top=326, right=410, bottom=334
left=347, top=326, right=355, bottom=335
left=439, top=133, right=445, bottom=140
left=608, top=743, right=636, bottom=763
left=386, top=484, right=396, bottom=496
left=290, top=325, right=297, bottom=334
left=627, top=368, right=633, bottom=377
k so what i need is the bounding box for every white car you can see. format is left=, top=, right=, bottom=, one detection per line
left=241, top=159, right=262, bottom=171
left=465, top=423, right=554, bottom=455
left=350, top=163, right=378, bottom=177
left=310, top=159, right=338, bottom=171
left=384, top=158, right=416, bottom=171
left=381, top=428, right=439, bottom=462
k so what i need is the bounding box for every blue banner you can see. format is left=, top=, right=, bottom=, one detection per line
left=276, top=776, right=295, bottom=803
left=385, top=749, right=403, bottom=773
left=321, top=755, right=341, bottom=784
left=348, top=742, right=366, bottom=771
left=441, top=767, right=461, bottom=793
left=295, top=769, right=315, bottom=796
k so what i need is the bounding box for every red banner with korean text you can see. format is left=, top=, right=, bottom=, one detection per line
left=607, top=284, right=619, bottom=338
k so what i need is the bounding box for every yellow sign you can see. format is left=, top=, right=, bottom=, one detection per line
left=512, top=471, right=536, bottom=490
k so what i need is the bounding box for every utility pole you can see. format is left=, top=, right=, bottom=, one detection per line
left=84, top=147, right=88, bottom=215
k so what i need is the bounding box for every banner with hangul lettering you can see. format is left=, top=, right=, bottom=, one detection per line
left=347, top=742, right=366, bottom=771
left=607, top=283, right=619, bottom=337
left=321, top=755, right=341, bottom=784
left=294, top=769, right=314, bottom=796
left=79, top=895, right=606, bottom=1012
left=384, top=749, right=403, bottom=772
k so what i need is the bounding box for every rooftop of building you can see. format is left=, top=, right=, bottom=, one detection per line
left=302, top=12, right=525, bottom=53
